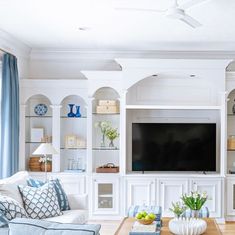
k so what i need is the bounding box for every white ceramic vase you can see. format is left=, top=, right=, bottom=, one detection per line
left=169, top=218, right=207, bottom=235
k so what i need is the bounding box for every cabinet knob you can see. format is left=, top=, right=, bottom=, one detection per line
left=160, top=182, right=163, bottom=184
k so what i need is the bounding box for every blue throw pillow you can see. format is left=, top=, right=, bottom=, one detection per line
left=27, top=178, right=70, bottom=211
left=0, top=212, right=9, bottom=228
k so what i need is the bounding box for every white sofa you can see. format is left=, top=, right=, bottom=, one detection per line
left=0, top=171, right=88, bottom=226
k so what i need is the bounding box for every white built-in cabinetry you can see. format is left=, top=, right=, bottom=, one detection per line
left=20, top=58, right=234, bottom=220
left=125, top=177, right=221, bottom=218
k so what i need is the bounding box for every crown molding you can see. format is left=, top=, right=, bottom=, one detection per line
left=0, top=29, right=31, bottom=58
left=30, top=48, right=235, bottom=61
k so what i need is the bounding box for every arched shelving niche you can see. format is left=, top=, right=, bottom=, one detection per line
left=60, top=95, right=87, bottom=172
left=92, top=87, right=120, bottom=173
left=126, top=75, right=159, bottom=106
left=227, top=89, right=235, bottom=174
left=25, top=94, right=52, bottom=172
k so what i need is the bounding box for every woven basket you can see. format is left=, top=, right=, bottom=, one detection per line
left=137, top=219, right=154, bottom=225
left=28, top=157, right=41, bottom=171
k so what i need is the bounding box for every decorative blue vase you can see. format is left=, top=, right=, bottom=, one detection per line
left=67, top=104, right=75, bottom=117
left=75, top=105, right=81, bottom=117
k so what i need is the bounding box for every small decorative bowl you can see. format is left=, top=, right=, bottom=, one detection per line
left=137, top=219, right=154, bottom=225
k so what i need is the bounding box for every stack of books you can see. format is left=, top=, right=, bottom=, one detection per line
left=129, top=221, right=161, bottom=235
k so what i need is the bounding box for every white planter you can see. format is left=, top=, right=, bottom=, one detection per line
left=169, top=218, right=207, bottom=235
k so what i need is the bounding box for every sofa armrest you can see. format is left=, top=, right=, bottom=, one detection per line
left=67, top=194, right=88, bottom=210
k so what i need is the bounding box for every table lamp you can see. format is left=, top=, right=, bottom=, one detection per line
left=33, top=143, right=58, bottom=181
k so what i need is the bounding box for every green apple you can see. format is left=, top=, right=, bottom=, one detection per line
left=145, top=215, right=151, bottom=220
left=135, top=213, right=142, bottom=219
left=148, top=213, right=156, bottom=220
left=142, top=211, right=147, bottom=217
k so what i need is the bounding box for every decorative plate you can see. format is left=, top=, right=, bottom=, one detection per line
left=34, top=104, right=48, bottom=116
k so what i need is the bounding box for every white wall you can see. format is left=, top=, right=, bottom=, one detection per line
left=0, top=29, right=30, bottom=79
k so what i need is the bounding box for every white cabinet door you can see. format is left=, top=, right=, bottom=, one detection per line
left=158, top=179, right=188, bottom=217
left=93, top=177, right=119, bottom=215
left=125, top=178, right=155, bottom=213
left=190, top=179, right=221, bottom=217
left=227, top=179, right=235, bottom=216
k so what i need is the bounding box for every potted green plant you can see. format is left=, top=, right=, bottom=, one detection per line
left=181, top=191, right=207, bottom=218
left=105, top=127, right=119, bottom=148
left=169, top=201, right=186, bottom=218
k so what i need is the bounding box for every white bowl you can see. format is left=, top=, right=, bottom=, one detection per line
left=169, top=218, right=207, bottom=235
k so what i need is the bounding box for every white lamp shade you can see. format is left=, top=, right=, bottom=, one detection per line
left=33, top=143, right=58, bottom=155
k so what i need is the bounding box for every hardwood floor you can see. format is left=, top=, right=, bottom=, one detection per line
left=218, top=222, right=235, bottom=235
left=89, top=220, right=235, bottom=235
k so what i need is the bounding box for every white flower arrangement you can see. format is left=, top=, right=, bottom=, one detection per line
left=95, top=121, right=111, bottom=135
left=39, top=157, right=52, bottom=163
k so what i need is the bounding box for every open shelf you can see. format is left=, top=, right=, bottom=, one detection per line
left=26, top=115, right=52, bottom=118
left=92, top=113, right=120, bottom=115
left=60, top=147, right=87, bottom=150
left=125, top=105, right=221, bottom=110
left=60, top=116, right=87, bottom=119
left=92, top=147, right=119, bottom=151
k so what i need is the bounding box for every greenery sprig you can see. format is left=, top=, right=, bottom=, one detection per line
left=169, top=201, right=186, bottom=217
left=181, top=191, right=207, bottom=210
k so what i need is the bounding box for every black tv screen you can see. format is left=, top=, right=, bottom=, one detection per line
left=132, top=123, right=216, bottom=172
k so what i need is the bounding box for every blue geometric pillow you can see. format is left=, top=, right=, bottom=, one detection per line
left=27, top=178, right=70, bottom=211
left=0, top=212, right=9, bottom=227
left=0, top=195, right=28, bottom=221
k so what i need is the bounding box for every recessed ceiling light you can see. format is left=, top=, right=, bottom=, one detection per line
left=78, top=27, right=90, bottom=31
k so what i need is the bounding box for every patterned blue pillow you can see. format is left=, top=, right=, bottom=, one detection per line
left=0, top=212, right=9, bottom=227
left=27, top=178, right=70, bottom=211
left=0, top=195, right=28, bottom=222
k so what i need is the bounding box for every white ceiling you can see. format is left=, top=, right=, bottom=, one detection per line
left=0, top=0, right=235, bottom=51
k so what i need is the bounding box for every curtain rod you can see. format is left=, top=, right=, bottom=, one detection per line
left=0, top=48, right=15, bottom=56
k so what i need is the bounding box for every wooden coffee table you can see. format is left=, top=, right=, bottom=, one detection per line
left=115, top=217, right=222, bottom=235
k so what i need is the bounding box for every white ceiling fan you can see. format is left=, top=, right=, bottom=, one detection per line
left=115, top=0, right=210, bottom=28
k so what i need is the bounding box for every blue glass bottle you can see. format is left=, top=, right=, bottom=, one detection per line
left=67, top=104, right=75, bottom=117
left=75, top=105, right=81, bottom=117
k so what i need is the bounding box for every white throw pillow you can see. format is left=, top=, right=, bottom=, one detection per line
left=0, top=171, right=29, bottom=207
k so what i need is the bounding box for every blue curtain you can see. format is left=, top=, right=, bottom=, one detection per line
left=0, top=53, right=19, bottom=178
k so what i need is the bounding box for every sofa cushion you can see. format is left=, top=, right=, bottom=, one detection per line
left=0, top=195, right=28, bottom=220
left=18, top=182, right=62, bottom=219
left=0, top=171, right=29, bottom=207
left=9, top=218, right=101, bottom=235
left=27, top=178, right=70, bottom=211
left=44, top=209, right=88, bottom=224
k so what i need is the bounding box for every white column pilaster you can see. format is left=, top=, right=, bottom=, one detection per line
left=87, top=96, right=94, bottom=175
left=19, top=104, right=27, bottom=171
left=119, top=90, right=127, bottom=176
left=50, top=105, right=62, bottom=172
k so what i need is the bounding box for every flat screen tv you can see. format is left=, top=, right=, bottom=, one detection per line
left=132, top=123, right=216, bottom=172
